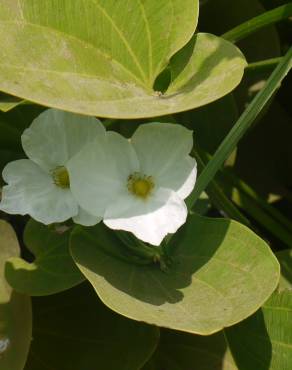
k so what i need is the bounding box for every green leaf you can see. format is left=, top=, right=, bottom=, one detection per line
left=188, top=46, right=292, bottom=207
left=0, top=92, right=23, bottom=112
left=0, top=1, right=246, bottom=118
left=5, top=219, right=84, bottom=296
left=147, top=329, right=237, bottom=370
left=226, top=290, right=292, bottom=370
left=70, top=214, right=280, bottom=335
left=222, top=3, right=292, bottom=43
left=276, top=250, right=292, bottom=291
left=24, top=283, right=159, bottom=370
left=0, top=220, right=32, bottom=370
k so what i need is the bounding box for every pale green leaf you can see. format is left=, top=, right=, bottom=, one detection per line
left=70, top=214, right=280, bottom=335
left=5, top=219, right=84, bottom=296
left=0, top=220, right=32, bottom=370
left=0, top=1, right=246, bottom=118
left=226, top=290, right=292, bottom=370
left=24, top=283, right=159, bottom=370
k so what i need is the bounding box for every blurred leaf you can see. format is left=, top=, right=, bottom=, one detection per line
left=24, top=283, right=159, bottom=370
left=192, top=149, right=250, bottom=225
left=146, top=329, right=237, bottom=370
left=0, top=1, right=246, bottom=118
left=0, top=220, right=32, bottom=370
left=177, top=94, right=238, bottom=155
left=276, top=250, right=292, bottom=291
left=191, top=191, right=211, bottom=216
left=6, top=219, right=84, bottom=296
left=70, top=214, right=279, bottom=335
left=226, top=290, right=292, bottom=370
left=0, top=117, right=21, bottom=152
left=234, top=100, right=292, bottom=198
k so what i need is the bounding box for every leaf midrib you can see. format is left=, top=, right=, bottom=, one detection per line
left=90, top=0, right=148, bottom=83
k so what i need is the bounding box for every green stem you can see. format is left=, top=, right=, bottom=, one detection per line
left=187, top=47, right=292, bottom=207
left=222, top=3, right=292, bottom=43
left=246, top=57, right=283, bottom=73
left=115, top=231, right=170, bottom=269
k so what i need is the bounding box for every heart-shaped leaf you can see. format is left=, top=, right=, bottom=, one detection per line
left=226, top=290, right=292, bottom=370
left=70, top=214, right=279, bottom=335
left=5, top=219, right=84, bottom=296
left=0, top=0, right=246, bottom=118
left=24, top=283, right=159, bottom=370
left=0, top=220, right=32, bottom=370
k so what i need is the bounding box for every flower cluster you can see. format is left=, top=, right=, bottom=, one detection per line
left=0, top=109, right=197, bottom=246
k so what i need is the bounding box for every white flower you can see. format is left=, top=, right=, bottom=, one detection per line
left=68, top=123, right=197, bottom=245
left=0, top=109, right=104, bottom=226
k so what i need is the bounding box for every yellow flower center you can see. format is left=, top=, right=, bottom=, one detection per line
left=52, top=166, right=70, bottom=189
left=128, top=173, right=154, bottom=199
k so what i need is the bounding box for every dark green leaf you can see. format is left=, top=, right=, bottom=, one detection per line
left=226, top=290, right=292, bottom=370
left=24, top=283, right=159, bottom=370
left=148, top=329, right=237, bottom=370
left=5, top=219, right=84, bottom=296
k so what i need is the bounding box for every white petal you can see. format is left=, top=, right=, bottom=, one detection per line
left=104, top=188, right=187, bottom=246
left=0, top=159, right=78, bottom=224
left=22, top=108, right=105, bottom=171
left=157, top=156, right=197, bottom=199
left=67, top=131, right=139, bottom=217
left=73, top=207, right=102, bottom=227
left=131, top=123, right=193, bottom=178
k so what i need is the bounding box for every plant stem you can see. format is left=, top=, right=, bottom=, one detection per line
left=222, top=3, right=292, bottom=43
left=246, top=57, right=283, bottom=73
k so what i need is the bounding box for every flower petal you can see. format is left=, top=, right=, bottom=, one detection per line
left=104, top=188, right=187, bottom=246
left=157, top=156, right=197, bottom=199
left=67, top=131, right=139, bottom=217
left=0, top=159, right=78, bottom=224
left=22, top=109, right=106, bottom=171
left=131, top=123, right=193, bottom=178
left=73, top=207, right=102, bottom=227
